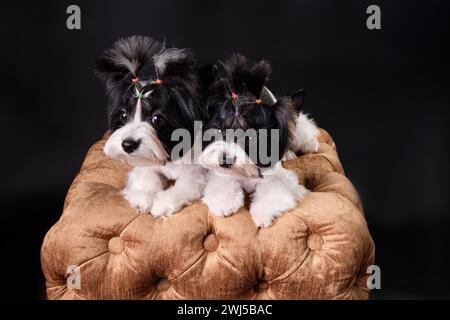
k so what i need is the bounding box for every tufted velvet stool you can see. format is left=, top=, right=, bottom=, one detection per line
left=41, top=129, right=375, bottom=299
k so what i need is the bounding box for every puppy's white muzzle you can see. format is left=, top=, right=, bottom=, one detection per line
left=200, top=141, right=260, bottom=178
left=104, top=121, right=168, bottom=167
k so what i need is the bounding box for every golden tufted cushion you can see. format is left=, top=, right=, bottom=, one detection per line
left=40, top=129, right=375, bottom=300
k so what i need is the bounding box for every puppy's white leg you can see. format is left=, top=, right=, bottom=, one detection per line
left=151, top=165, right=207, bottom=218
left=250, top=167, right=308, bottom=228
left=202, top=173, right=244, bottom=217
left=290, top=112, right=320, bottom=154
left=122, top=167, right=166, bottom=214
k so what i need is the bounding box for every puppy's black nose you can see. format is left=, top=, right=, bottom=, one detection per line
left=219, top=154, right=234, bottom=168
left=122, top=139, right=140, bottom=154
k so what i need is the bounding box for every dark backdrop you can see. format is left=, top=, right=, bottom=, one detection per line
left=0, top=0, right=449, bottom=299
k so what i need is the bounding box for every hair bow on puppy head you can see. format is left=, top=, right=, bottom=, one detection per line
left=134, top=87, right=153, bottom=99
left=131, top=75, right=163, bottom=100
left=231, top=91, right=263, bottom=104
left=134, top=87, right=145, bottom=98
left=131, top=76, right=163, bottom=86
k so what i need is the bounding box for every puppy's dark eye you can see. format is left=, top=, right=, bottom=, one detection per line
left=151, top=115, right=165, bottom=127
left=121, top=111, right=127, bottom=120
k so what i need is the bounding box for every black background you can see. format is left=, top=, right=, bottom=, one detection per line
left=0, top=0, right=449, bottom=299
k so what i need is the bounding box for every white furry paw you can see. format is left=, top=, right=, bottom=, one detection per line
left=251, top=213, right=275, bottom=228
left=150, top=190, right=181, bottom=218
left=202, top=192, right=244, bottom=218
left=249, top=188, right=301, bottom=228
left=122, top=189, right=155, bottom=214
left=249, top=203, right=279, bottom=228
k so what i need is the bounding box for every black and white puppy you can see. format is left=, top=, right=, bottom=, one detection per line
left=96, top=36, right=206, bottom=217
left=200, top=54, right=319, bottom=227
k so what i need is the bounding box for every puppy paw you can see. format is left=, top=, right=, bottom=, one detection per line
left=202, top=192, right=243, bottom=218
left=251, top=215, right=275, bottom=228
left=151, top=191, right=181, bottom=218
left=122, top=189, right=155, bottom=214
left=250, top=196, right=297, bottom=228
left=249, top=204, right=278, bottom=228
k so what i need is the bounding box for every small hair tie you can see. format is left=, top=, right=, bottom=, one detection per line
left=255, top=98, right=262, bottom=104
left=154, top=78, right=163, bottom=85
left=134, top=87, right=144, bottom=98
left=231, top=92, right=238, bottom=100
left=131, top=77, right=140, bottom=83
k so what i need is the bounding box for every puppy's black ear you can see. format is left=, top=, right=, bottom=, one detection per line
left=95, top=36, right=161, bottom=86
left=153, top=47, right=197, bottom=80
left=247, top=60, right=271, bottom=98
left=272, top=97, right=295, bottom=160
left=290, top=89, right=305, bottom=113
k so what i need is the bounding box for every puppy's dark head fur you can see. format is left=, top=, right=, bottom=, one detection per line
left=202, top=54, right=304, bottom=173
left=96, top=36, right=203, bottom=165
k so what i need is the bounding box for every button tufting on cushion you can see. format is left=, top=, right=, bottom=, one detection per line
left=40, top=129, right=376, bottom=300
left=203, top=233, right=219, bottom=252
left=108, top=237, right=124, bottom=254
left=254, top=280, right=269, bottom=292
left=307, top=233, right=324, bottom=250
left=156, top=278, right=171, bottom=292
